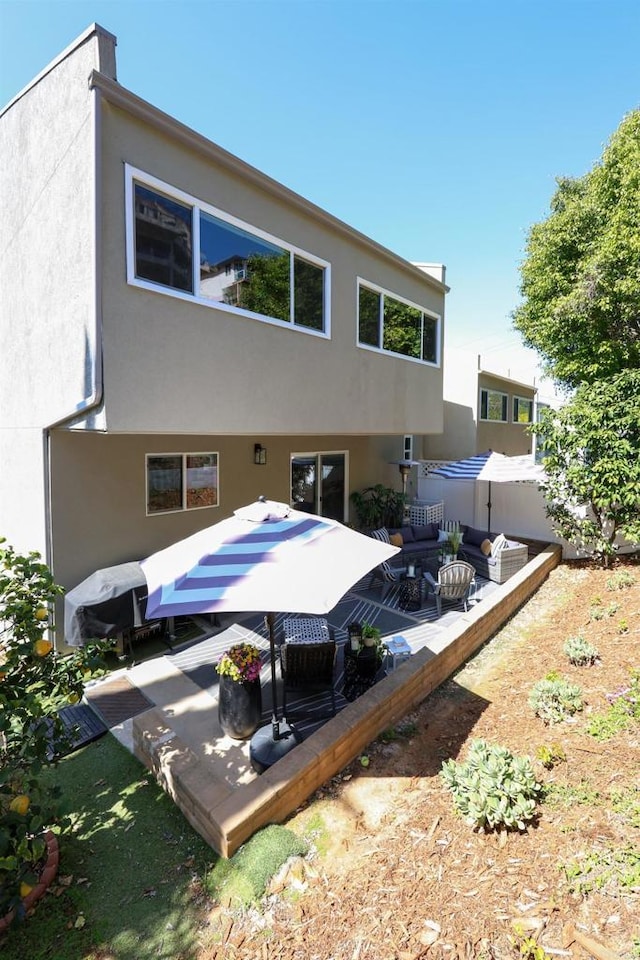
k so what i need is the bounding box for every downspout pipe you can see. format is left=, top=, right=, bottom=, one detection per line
left=43, top=85, right=104, bottom=649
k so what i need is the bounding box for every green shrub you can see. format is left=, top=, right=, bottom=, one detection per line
left=440, top=739, right=542, bottom=831
left=535, top=742, right=566, bottom=768
left=563, top=634, right=599, bottom=666
left=529, top=674, right=583, bottom=723
left=587, top=669, right=640, bottom=741
left=606, top=570, right=635, bottom=591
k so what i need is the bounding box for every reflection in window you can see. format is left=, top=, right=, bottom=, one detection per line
left=134, top=185, right=193, bottom=292
left=358, top=286, right=381, bottom=347
left=294, top=257, right=324, bottom=330
left=480, top=389, right=509, bottom=422
left=128, top=169, right=328, bottom=334
left=358, top=283, right=438, bottom=363
left=513, top=396, right=534, bottom=424
left=146, top=453, right=218, bottom=514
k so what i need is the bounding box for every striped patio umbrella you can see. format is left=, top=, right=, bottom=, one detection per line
left=140, top=498, right=398, bottom=766
left=429, top=451, right=545, bottom=533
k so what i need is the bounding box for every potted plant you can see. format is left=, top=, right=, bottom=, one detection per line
left=216, top=642, right=263, bottom=740
left=447, top=529, right=463, bottom=559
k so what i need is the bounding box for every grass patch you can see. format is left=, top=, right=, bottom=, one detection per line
left=1, top=735, right=218, bottom=960
left=206, top=825, right=307, bottom=908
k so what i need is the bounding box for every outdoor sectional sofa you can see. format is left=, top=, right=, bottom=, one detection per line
left=374, top=523, right=530, bottom=585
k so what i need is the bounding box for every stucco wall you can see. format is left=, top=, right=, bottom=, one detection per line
left=50, top=430, right=383, bottom=594
left=0, top=26, right=117, bottom=560
left=96, top=102, right=444, bottom=437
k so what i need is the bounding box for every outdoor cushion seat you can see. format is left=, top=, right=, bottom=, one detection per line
left=424, top=560, right=476, bottom=616
left=280, top=639, right=338, bottom=720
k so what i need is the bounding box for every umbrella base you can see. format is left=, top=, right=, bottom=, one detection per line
left=250, top=721, right=302, bottom=774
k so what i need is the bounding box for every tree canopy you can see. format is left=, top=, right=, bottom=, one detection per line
left=513, top=109, right=640, bottom=390
left=532, top=370, right=640, bottom=562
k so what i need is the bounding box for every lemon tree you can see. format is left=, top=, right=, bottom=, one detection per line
left=0, top=539, right=108, bottom=918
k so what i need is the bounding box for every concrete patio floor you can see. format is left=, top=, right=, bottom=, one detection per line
left=87, top=542, right=561, bottom=857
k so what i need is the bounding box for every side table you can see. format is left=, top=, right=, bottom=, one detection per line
left=343, top=645, right=381, bottom=701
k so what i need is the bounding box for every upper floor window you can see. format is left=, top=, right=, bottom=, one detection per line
left=513, top=396, right=534, bottom=424
left=358, top=281, right=439, bottom=364
left=146, top=453, right=218, bottom=515
left=127, top=166, right=329, bottom=335
left=480, top=388, right=508, bottom=422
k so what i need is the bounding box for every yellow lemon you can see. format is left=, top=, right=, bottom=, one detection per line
left=9, top=794, right=30, bottom=816
left=35, top=607, right=49, bottom=621
left=67, top=692, right=80, bottom=704
left=20, top=881, right=34, bottom=898
left=34, top=638, right=53, bottom=657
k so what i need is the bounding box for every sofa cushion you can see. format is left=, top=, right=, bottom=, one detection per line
left=491, top=533, right=508, bottom=556
left=412, top=522, right=438, bottom=541
left=464, top=526, right=487, bottom=548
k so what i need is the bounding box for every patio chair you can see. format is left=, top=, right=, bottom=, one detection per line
left=369, top=559, right=408, bottom=601
left=280, top=638, right=338, bottom=720
left=423, top=560, right=476, bottom=616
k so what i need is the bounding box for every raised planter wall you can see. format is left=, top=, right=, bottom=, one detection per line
left=133, top=543, right=561, bottom=857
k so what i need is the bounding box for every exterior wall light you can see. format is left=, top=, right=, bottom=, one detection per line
left=254, top=443, right=267, bottom=465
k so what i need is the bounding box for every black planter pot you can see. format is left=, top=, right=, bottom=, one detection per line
left=218, top=676, right=262, bottom=740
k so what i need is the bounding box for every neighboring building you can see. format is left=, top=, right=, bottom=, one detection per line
left=422, top=348, right=538, bottom=461
left=0, top=24, right=447, bottom=627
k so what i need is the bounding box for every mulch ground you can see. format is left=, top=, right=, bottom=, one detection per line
left=198, top=559, right=640, bottom=960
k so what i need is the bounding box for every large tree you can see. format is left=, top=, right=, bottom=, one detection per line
left=532, top=371, right=640, bottom=563
left=513, top=109, right=640, bottom=390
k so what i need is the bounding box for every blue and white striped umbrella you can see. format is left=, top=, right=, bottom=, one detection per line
left=141, top=499, right=398, bottom=621
left=429, top=451, right=545, bottom=532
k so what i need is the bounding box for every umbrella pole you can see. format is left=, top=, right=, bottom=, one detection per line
left=249, top=613, right=301, bottom=773
left=487, top=480, right=492, bottom=535
left=266, top=612, right=282, bottom=741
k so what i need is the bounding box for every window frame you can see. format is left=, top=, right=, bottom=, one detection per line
left=145, top=451, right=219, bottom=516
left=479, top=388, right=509, bottom=422
left=125, top=165, right=331, bottom=338
left=356, top=278, right=440, bottom=366
left=513, top=395, right=534, bottom=424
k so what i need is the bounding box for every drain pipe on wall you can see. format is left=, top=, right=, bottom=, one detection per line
left=43, top=86, right=105, bottom=650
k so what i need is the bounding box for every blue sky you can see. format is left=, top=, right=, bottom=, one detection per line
left=1, top=0, right=638, bottom=398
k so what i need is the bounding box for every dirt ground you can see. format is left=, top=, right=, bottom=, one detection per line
left=203, top=559, right=639, bottom=960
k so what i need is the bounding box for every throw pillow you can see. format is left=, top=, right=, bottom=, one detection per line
left=480, top=538, right=492, bottom=556
left=491, top=533, right=508, bottom=556
left=437, top=529, right=450, bottom=543
left=371, top=528, right=391, bottom=544
left=389, top=533, right=404, bottom=547
left=412, top=522, right=438, bottom=541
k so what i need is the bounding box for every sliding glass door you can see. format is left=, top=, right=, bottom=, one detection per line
left=291, top=452, right=347, bottom=522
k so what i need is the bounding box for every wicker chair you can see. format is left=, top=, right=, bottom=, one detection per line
left=369, top=528, right=407, bottom=600
left=280, top=639, right=337, bottom=719
left=423, top=560, right=476, bottom=616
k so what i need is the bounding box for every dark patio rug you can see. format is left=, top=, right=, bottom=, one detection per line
left=85, top=675, right=154, bottom=727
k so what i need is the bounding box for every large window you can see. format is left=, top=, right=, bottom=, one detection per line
left=127, top=166, right=329, bottom=335
left=513, top=396, right=534, bottom=424
left=146, top=453, right=218, bottom=515
left=357, top=282, right=439, bottom=364
left=480, top=388, right=508, bottom=422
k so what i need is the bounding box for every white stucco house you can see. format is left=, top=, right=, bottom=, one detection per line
left=0, top=24, right=449, bottom=631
